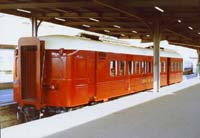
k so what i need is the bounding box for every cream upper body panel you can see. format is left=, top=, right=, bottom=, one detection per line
left=39, top=35, right=182, bottom=58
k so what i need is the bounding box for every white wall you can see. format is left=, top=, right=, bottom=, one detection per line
left=0, top=13, right=82, bottom=45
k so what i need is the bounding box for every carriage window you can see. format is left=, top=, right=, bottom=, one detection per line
left=149, top=62, right=152, bottom=73
left=128, top=61, right=134, bottom=75
left=164, top=62, right=166, bottom=72
left=171, top=62, right=174, bottom=72
left=161, top=62, right=163, bottom=73
left=161, top=61, right=166, bottom=73
left=176, top=62, right=179, bottom=71
left=141, top=61, right=146, bottom=74
left=174, top=62, right=177, bottom=72
left=146, top=62, right=149, bottom=73
left=146, top=62, right=152, bottom=73
left=175, top=62, right=177, bottom=71
left=180, top=62, right=183, bottom=71
left=110, top=60, right=117, bottom=77
left=135, top=61, right=140, bottom=74
left=119, top=61, right=126, bottom=76
left=179, top=62, right=182, bottom=71
left=174, top=62, right=176, bottom=72
left=177, top=62, right=179, bottom=71
left=173, top=62, right=175, bottom=72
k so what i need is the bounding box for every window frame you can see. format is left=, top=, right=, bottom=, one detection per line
left=110, top=60, right=118, bottom=77
left=128, top=60, right=134, bottom=75
left=119, top=60, right=126, bottom=76
left=135, top=61, right=140, bottom=74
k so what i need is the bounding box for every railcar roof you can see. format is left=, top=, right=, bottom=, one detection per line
left=39, top=35, right=182, bottom=58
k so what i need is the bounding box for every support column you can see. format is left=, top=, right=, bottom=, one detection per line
left=31, top=17, right=42, bottom=37
left=153, top=20, right=162, bottom=92
left=32, top=17, right=37, bottom=37
left=197, top=49, right=200, bottom=78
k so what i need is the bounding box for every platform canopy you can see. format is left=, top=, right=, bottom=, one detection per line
left=0, top=0, right=200, bottom=49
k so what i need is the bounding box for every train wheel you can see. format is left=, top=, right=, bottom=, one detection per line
left=22, top=106, right=40, bottom=122
left=17, top=110, right=26, bottom=123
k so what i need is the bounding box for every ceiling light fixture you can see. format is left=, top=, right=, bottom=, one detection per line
left=154, top=6, right=164, bottom=13
left=113, top=25, right=121, bottom=28
left=82, top=24, right=91, bottom=28
left=54, top=17, right=66, bottom=22
left=121, top=34, right=125, bottom=36
left=89, top=18, right=99, bottom=22
left=177, top=19, right=182, bottom=23
left=146, top=34, right=150, bottom=37
left=17, top=8, right=31, bottom=14
left=104, top=30, right=110, bottom=33
left=132, top=30, right=137, bottom=33
left=188, top=26, right=193, bottom=30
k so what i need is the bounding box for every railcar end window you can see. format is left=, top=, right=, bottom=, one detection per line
left=110, top=60, right=117, bottom=77
left=119, top=61, right=126, bottom=76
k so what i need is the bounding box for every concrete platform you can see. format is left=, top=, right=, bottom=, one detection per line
left=47, top=82, right=200, bottom=138
left=2, top=78, right=200, bottom=138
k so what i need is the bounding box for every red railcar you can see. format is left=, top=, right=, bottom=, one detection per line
left=13, top=35, right=183, bottom=120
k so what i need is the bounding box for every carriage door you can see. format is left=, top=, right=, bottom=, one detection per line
left=167, top=58, right=171, bottom=85
left=18, top=38, right=44, bottom=109
left=72, top=51, right=95, bottom=105
left=127, top=56, right=133, bottom=91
